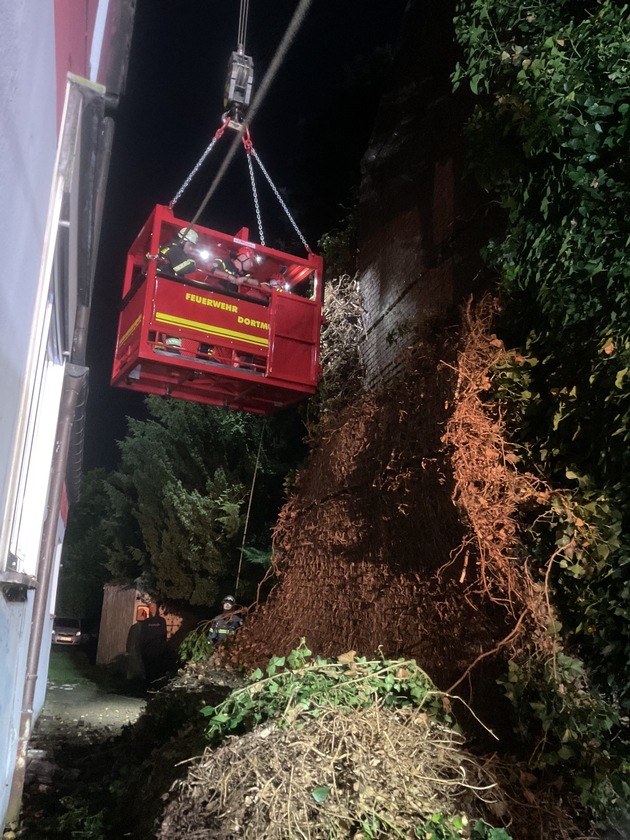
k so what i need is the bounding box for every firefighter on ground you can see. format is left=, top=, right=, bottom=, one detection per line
left=148, top=227, right=199, bottom=278
left=208, top=595, right=243, bottom=645
left=139, top=601, right=168, bottom=684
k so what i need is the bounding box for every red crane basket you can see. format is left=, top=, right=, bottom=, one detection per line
left=111, top=204, right=323, bottom=414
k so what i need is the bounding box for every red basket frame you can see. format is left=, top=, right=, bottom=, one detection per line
left=111, top=204, right=324, bottom=413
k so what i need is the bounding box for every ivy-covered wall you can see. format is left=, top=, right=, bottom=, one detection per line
left=453, top=0, right=630, bottom=709
left=453, top=0, right=630, bottom=826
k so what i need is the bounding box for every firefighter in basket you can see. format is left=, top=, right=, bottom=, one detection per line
left=213, top=246, right=285, bottom=296
left=212, top=245, right=255, bottom=284
left=147, top=227, right=199, bottom=278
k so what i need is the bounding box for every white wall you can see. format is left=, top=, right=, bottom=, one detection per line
left=0, top=3, right=57, bottom=565
left=0, top=1, right=133, bottom=827
left=0, top=3, right=62, bottom=826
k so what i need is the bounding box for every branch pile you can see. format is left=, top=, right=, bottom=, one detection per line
left=160, top=705, right=500, bottom=839
left=158, top=701, right=584, bottom=840
left=306, top=273, right=366, bottom=432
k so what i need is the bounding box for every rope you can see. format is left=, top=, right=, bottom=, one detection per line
left=188, top=0, right=313, bottom=230
left=169, top=119, right=229, bottom=210
left=235, top=423, right=265, bottom=597
left=251, top=148, right=312, bottom=253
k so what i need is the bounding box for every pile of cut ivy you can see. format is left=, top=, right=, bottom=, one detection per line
left=452, top=0, right=630, bottom=826
left=200, top=640, right=450, bottom=742
left=156, top=642, right=519, bottom=839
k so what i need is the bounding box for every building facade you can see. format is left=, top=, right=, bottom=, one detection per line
left=0, top=1, right=135, bottom=827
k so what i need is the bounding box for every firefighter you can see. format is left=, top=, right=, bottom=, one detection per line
left=148, top=227, right=199, bottom=278
left=139, top=601, right=168, bottom=684
left=213, top=246, right=255, bottom=283
left=232, top=247, right=255, bottom=276
left=208, top=595, right=243, bottom=645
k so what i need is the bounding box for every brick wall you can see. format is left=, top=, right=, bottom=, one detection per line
left=357, top=0, right=496, bottom=388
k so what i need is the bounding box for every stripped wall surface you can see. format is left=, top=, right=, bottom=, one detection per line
left=357, top=0, right=494, bottom=387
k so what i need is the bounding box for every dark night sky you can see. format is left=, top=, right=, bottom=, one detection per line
left=84, top=0, right=407, bottom=470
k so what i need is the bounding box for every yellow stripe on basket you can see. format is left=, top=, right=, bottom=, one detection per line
left=120, top=314, right=143, bottom=346
left=155, top=312, right=269, bottom=348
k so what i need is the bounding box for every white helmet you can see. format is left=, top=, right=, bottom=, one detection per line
left=178, top=227, right=199, bottom=245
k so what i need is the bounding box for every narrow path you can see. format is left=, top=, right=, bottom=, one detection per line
left=34, top=647, right=145, bottom=737
left=5, top=647, right=146, bottom=840
left=11, top=649, right=240, bottom=838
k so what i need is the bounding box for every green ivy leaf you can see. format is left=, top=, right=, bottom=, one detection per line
left=470, top=73, right=483, bottom=94
left=311, top=785, right=331, bottom=804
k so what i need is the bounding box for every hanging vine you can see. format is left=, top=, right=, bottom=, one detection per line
left=452, top=0, right=630, bottom=820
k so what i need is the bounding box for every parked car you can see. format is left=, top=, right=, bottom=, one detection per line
left=52, top=617, right=87, bottom=646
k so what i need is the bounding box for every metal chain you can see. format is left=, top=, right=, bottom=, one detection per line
left=246, top=151, right=265, bottom=246
left=169, top=122, right=228, bottom=210
left=251, top=148, right=311, bottom=252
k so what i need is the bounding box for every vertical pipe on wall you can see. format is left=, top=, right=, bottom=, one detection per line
left=5, top=364, right=88, bottom=827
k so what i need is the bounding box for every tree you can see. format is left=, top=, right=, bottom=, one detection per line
left=57, top=469, right=114, bottom=624
left=72, top=397, right=307, bottom=607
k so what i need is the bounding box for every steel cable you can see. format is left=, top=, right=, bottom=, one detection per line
left=188, top=0, right=313, bottom=231
left=235, top=422, right=265, bottom=597
left=237, top=0, right=250, bottom=52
